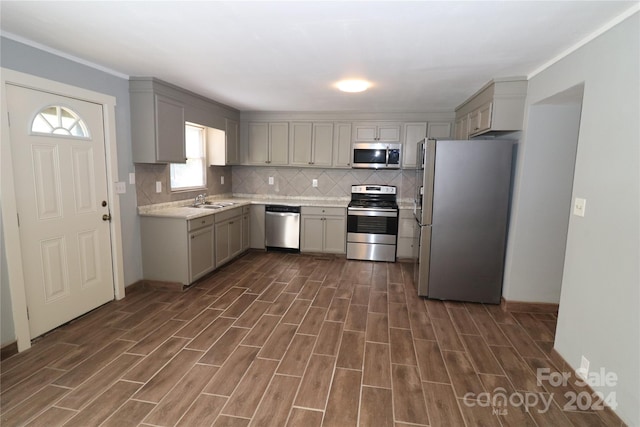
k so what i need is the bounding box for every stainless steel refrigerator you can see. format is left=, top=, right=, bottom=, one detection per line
left=413, top=139, right=513, bottom=303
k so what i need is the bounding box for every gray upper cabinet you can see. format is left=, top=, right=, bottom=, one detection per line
left=131, top=77, right=239, bottom=164
left=248, top=122, right=289, bottom=165
left=225, top=118, right=240, bottom=165
left=290, top=122, right=333, bottom=167
left=131, top=84, right=186, bottom=164
left=208, top=118, right=240, bottom=166
left=353, top=122, right=401, bottom=142
left=212, top=119, right=240, bottom=166
left=240, top=117, right=455, bottom=168
left=455, top=78, right=527, bottom=139
left=333, top=122, right=352, bottom=168
left=155, top=96, right=186, bottom=163
left=427, top=122, right=452, bottom=139
left=402, top=122, right=427, bottom=169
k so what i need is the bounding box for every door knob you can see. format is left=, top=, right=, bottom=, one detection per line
left=102, top=214, right=112, bottom=221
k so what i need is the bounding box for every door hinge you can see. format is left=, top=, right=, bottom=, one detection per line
left=26, top=307, right=29, bottom=320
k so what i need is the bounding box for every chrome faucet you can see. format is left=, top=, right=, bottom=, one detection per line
left=194, top=193, right=207, bottom=206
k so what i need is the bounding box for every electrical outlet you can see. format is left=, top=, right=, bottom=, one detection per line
left=129, top=172, right=136, bottom=185
left=115, top=182, right=126, bottom=194
left=577, top=355, right=590, bottom=380
left=268, top=176, right=274, bottom=185
left=312, top=179, right=318, bottom=188
left=220, top=176, right=225, bottom=185
left=573, top=197, right=586, bottom=217
left=155, top=181, right=162, bottom=193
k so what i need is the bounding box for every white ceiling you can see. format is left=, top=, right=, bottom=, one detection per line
left=1, top=1, right=636, bottom=113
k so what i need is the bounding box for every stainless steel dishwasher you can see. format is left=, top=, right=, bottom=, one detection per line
left=265, top=205, right=301, bottom=252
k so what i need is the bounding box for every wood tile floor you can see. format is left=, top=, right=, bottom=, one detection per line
left=1, top=252, right=623, bottom=426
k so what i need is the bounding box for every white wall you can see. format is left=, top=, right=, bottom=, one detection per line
left=506, top=13, right=639, bottom=425
left=0, top=37, right=144, bottom=344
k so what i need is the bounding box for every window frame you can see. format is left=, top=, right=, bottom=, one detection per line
left=169, top=122, right=207, bottom=192
left=30, top=104, right=90, bottom=139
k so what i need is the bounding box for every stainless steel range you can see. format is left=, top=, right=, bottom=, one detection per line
left=346, top=185, right=399, bottom=262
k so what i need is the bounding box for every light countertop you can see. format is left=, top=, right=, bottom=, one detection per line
left=138, top=194, right=350, bottom=220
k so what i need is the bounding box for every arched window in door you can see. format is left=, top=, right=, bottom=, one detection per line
left=31, top=105, right=89, bottom=138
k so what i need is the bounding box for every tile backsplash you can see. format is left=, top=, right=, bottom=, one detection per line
left=135, top=164, right=417, bottom=206
left=232, top=166, right=417, bottom=201
left=135, top=163, right=232, bottom=206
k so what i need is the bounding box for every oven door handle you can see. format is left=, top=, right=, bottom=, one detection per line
left=385, top=146, right=389, bottom=167
left=348, top=208, right=398, bottom=217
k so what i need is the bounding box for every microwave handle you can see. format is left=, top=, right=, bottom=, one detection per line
left=385, top=146, right=389, bottom=167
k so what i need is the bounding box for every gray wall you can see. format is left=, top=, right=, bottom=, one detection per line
left=503, top=97, right=582, bottom=303
left=1, top=37, right=144, bottom=343
left=504, top=14, right=639, bottom=425
left=0, top=205, right=15, bottom=345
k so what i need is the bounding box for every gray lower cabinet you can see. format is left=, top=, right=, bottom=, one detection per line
left=189, top=222, right=216, bottom=282
left=300, top=207, right=346, bottom=254
left=250, top=204, right=266, bottom=249
left=242, top=206, right=250, bottom=251
left=214, top=207, right=243, bottom=267
left=140, top=205, right=251, bottom=285
left=140, top=214, right=215, bottom=286
left=397, top=208, right=418, bottom=259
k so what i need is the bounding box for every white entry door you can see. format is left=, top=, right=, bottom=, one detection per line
left=6, top=84, right=115, bottom=338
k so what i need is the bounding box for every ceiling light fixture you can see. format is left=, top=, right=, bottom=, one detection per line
left=336, top=79, right=371, bottom=93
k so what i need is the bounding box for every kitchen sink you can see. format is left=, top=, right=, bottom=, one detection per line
left=190, top=201, right=236, bottom=209
left=191, top=204, right=223, bottom=209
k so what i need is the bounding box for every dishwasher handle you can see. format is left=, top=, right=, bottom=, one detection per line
left=266, top=211, right=300, bottom=217
left=265, top=205, right=301, bottom=214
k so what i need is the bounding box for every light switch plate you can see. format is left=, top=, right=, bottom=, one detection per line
left=573, top=197, right=586, bottom=217
left=115, top=182, right=126, bottom=194
left=220, top=176, right=225, bottom=185
left=577, top=355, right=590, bottom=380
left=312, top=179, right=318, bottom=188
left=268, top=176, right=274, bottom=185
left=129, top=172, right=136, bottom=185
left=155, top=181, right=162, bottom=193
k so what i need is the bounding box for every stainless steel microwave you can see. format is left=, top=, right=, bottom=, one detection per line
left=352, top=142, right=401, bottom=169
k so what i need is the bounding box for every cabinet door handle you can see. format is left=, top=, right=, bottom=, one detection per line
left=229, top=221, right=234, bottom=224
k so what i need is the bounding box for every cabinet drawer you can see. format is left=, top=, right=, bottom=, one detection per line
left=242, top=205, right=251, bottom=215
left=301, top=206, right=345, bottom=217
left=215, top=207, right=242, bottom=223
left=188, top=214, right=215, bottom=231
